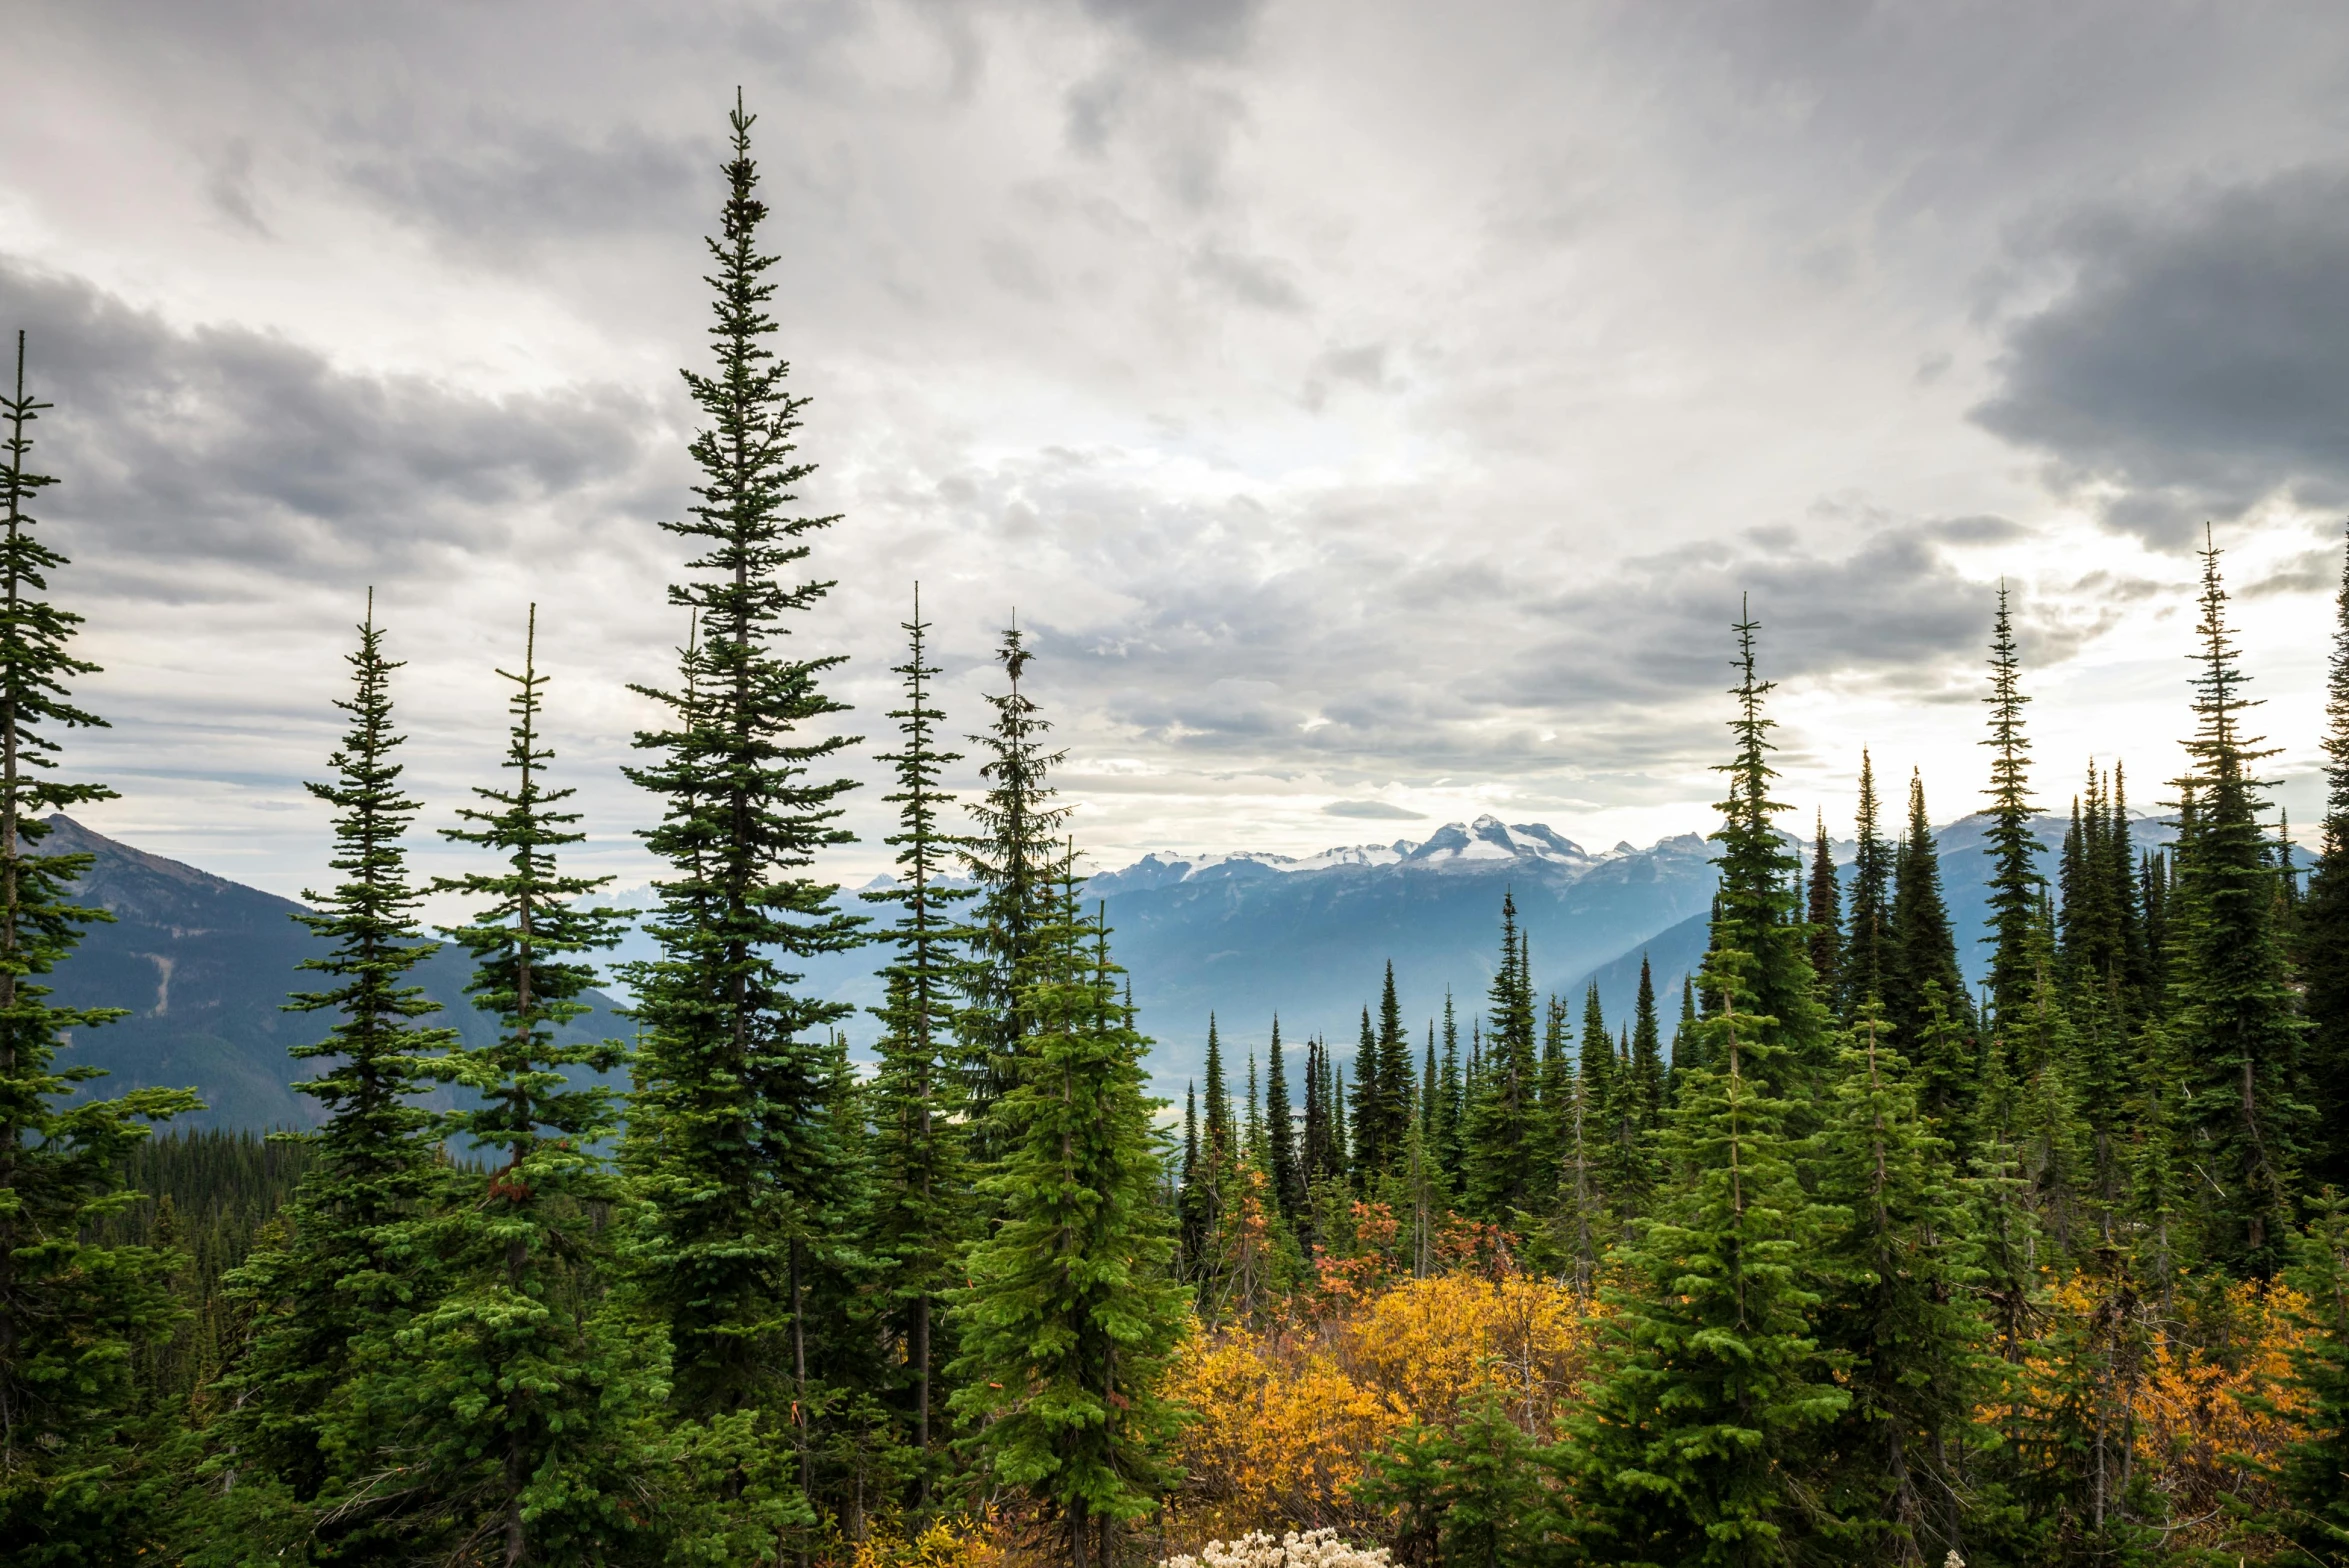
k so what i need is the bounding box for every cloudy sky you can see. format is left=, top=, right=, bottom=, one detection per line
left=4, top=0, right=2348, bottom=906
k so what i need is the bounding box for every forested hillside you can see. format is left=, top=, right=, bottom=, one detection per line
left=11, top=96, right=2349, bottom=1568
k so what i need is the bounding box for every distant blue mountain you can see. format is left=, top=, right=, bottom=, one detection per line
left=48, top=806, right=2184, bottom=1129
left=45, top=815, right=630, bottom=1132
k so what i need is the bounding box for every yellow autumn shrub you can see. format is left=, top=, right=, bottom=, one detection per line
left=1163, top=1268, right=1595, bottom=1542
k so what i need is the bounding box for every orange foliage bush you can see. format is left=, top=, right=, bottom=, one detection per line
left=1996, top=1272, right=2311, bottom=1549
left=1163, top=1269, right=1595, bottom=1543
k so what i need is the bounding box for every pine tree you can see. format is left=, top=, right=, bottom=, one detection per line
left=1809, top=1002, right=1989, bottom=1564
left=1982, top=583, right=2043, bottom=1033
left=959, top=625, right=1071, bottom=1162
left=1886, top=771, right=1971, bottom=1091
left=618, top=105, right=865, bottom=1551
left=1265, top=1019, right=1301, bottom=1222
left=1627, top=954, right=1666, bottom=1134
left=1564, top=947, right=1845, bottom=1564
left=863, top=593, right=974, bottom=1491
left=0, top=331, right=198, bottom=1554
left=348, top=608, right=660, bottom=1564
left=215, top=602, right=460, bottom=1546
left=2267, top=1192, right=2349, bottom=1560
left=950, top=892, right=1186, bottom=1568
left=2171, top=532, right=2305, bottom=1276
left=1806, top=810, right=1841, bottom=1005
left=1376, top=962, right=1414, bottom=1171
left=1842, top=749, right=1894, bottom=1015
left=2303, top=525, right=2349, bottom=1191
left=1670, top=976, right=1699, bottom=1081
left=1345, top=1007, right=1380, bottom=1183
left=1577, top=985, right=1617, bottom=1219
left=1464, top=893, right=1544, bottom=1221
left=1432, top=992, right=1465, bottom=1192
left=1704, top=602, right=1826, bottom=1097
left=1177, top=1085, right=1205, bottom=1279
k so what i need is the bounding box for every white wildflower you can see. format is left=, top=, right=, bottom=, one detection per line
left=1161, top=1528, right=1392, bottom=1568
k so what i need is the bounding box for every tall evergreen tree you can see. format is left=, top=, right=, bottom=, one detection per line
left=618, top=109, right=865, bottom=1552
left=863, top=594, right=975, bottom=1489
left=1982, top=583, right=2043, bottom=1032
left=1628, top=955, right=1666, bottom=1135
left=1704, top=602, right=1825, bottom=1097
left=1264, top=1019, right=1301, bottom=1222
left=2303, top=526, right=2349, bottom=1191
left=0, top=331, right=197, bottom=1554
left=1886, top=772, right=1970, bottom=1086
left=1375, top=962, right=1414, bottom=1170
left=2172, top=533, right=2305, bottom=1275
left=1432, top=992, right=1465, bottom=1192
left=1349, top=1006, right=1382, bottom=1182
left=348, top=609, right=659, bottom=1565
left=958, top=625, right=1071, bottom=1160
left=1810, top=1003, right=1989, bottom=1564
left=1564, top=948, right=1844, bottom=1565
left=1806, top=810, right=1841, bottom=1005
left=216, top=602, right=458, bottom=1546
left=1463, top=893, right=1543, bottom=1221
left=1842, top=749, right=1894, bottom=1015
left=950, top=894, right=1186, bottom=1568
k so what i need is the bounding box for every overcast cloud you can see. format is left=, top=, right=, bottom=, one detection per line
left=4, top=0, right=2349, bottom=905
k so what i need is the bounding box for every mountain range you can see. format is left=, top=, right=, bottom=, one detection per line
left=45, top=807, right=2172, bottom=1128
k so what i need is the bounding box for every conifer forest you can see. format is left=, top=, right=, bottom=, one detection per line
left=21, top=96, right=2349, bottom=1568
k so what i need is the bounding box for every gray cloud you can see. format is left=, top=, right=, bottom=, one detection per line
left=1973, top=167, right=2349, bottom=545
left=336, top=118, right=711, bottom=264
left=1323, top=799, right=1425, bottom=820
left=0, top=259, right=661, bottom=596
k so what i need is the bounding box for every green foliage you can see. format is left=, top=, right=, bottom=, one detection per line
left=1564, top=948, right=1846, bottom=1567
left=949, top=889, right=1188, bottom=1564
left=2171, top=534, right=2306, bottom=1277
left=958, top=625, right=1072, bottom=1159
left=320, top=609, right=666, bottom=1564
left=207, top=602, right=457, bottom=1552
left=0, top=331, right=199, bottom=1561
left=1982, top=583, right=2043, bottom=1029
left=864, top=594, right=975, bottom=1495
left=620, top=98, right=864, bottom=1437
left=1463, top=896, right=1543, bottom=1222
left=1357, top=1391, right=1560, bottom=1568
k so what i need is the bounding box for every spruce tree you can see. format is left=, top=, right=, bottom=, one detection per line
left=863, top=594, right=974, bottom=1490
left=1349, top=1006, right=1382, bottom=1181
left=1806, top=810, right=1841, bottom=1005
left=346, top=609, right=660, bottom=1564
left=214, top=602, right=458, bottom=1546
left=1577, top=985, right=1617, bottom=1218
left=0, top=331, right=198, bottom=1555
left=1463, top=893, right=1543, bottom=1221
left=1564, top=948, right=1844, bottom=1565
left=1432, top=992, right=1465, bottom=1192
left=2267, top=1192, right=2349, bottom=1560
left=1704, top=603, right=1825, bottom=1097
left=1627, top=954, right=1666, bottom=1134
left=1841, top=748, right=1894, bottom=1015
left=950, top=892, right=1186, bottom=1568
left=2303, top=526, right=2349, bottom=1191
left=1809, top=1003, right=1988, bottom=1564
left=2172, top=533, right=2305, bottom=1275
left=618, top=103, right=864, bottom=1546
left=1982, top=583, right=2043, bottom=1032
left=958, top=625, right=1071, bottom=1161
left=1375, top=961, right=1414, bottom=1171
left=1265, top=1019, right=1301, bottom=1222
left=1885, top=772, right=1971, bottom=1086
